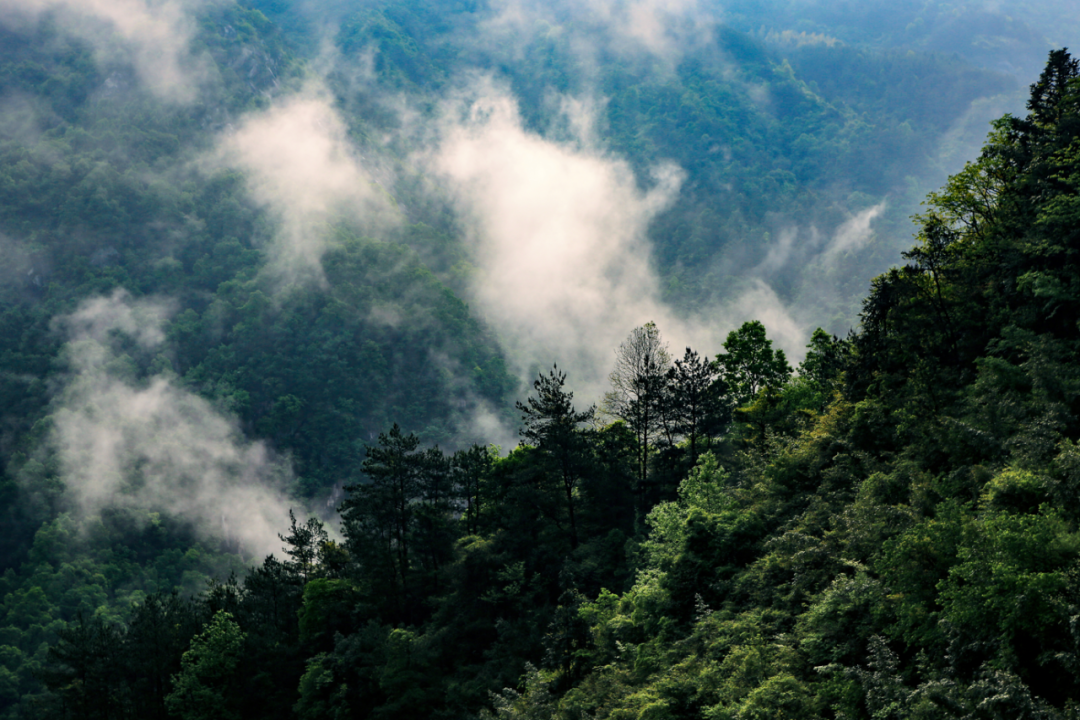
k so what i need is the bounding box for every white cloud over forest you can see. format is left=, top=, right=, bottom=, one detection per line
left=204, top=88, right=400, bottom=284
left=51, top=290, right=297, bottom=559
left=0, top=0, right=214, bottom=103
left=427, top=82, right=803, bottom=402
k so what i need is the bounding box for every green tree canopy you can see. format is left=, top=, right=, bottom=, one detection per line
left=715, top=320, right=793, bottom=408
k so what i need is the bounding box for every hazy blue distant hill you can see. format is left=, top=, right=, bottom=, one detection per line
left=722, top=0, right=1078, bottom=79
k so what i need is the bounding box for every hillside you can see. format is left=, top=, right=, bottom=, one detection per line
left=24, top=48, right=1080, bottom=720
left=0, top=1, right=1078, bottom=718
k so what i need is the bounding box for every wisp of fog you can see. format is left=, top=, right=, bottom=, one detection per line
left=0, top=0, right=213, bottom=103
left=426, top=80, right=805, bottom=403
left=50, top=290, right=297, bottom=559
left=204, top=86, right=401, bottom=286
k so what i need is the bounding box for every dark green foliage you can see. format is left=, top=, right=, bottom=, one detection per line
left=26, top=53, right=1080, bottom=715
left=39, top=593, right=204, bottom=720
left=0, top=4, right=517, bottom=714
left=517, top=366, right=596, bottom=549
left=715, top=320, right=793, bottom=410
left=185, top=46, right=1080, bottom=720
left=339, top=424, right=435, bottom=623
left=165, top=611, right=246, bottom=720
left=5, top=1, right=1080, bottom=719
left=667, top=347, right=726, bottom=467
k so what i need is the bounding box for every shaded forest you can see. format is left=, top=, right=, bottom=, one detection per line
left=2, top=1, right=1079, bottom=718
left=19, top=49, right=1080, bottom=719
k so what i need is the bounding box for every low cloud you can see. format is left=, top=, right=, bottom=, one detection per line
left=740, top=202, right=889, bottom=336
left=426, top=83, right=804, bottom=403
left=51, top=290, right=296, bottom=559
left=754, top=227, right=803, bottom=278
left=0, top=232, right=39, bottom=291
left=0, top=0, right=212, bottom=103
left=932, top=90, right=1026, bottom=181
left=823, top=202, right=886, bottom=262
left=484, top=0, right=714, bottom=70
left=205, top=88, right=401, bottom=284
left=727, top=278, right=807, bottom=355
left=0, top=93, right=54, bottom=150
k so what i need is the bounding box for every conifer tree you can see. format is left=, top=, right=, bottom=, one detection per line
left=518, top=365, right=594, bottom=549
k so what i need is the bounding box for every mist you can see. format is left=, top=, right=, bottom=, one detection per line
left=204, top=87, right=401, bottom=284
left=50, top=290, right=297, bottom=559
left=426, top=81, right=805, bottom=404
left=3, top=0, right=1050, bottom=448
left=485, top=0, right=714, bottom=67
left=0, top=0, right=213, bottom=103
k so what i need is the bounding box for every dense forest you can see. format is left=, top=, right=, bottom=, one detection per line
left=1, top=0, right=1079, bottom=718
left=26, top=49, right=1080, bottom=718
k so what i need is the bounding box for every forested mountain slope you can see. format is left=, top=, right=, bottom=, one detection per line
left=252, top=0, right=1024, bottom=322
left=0, top=0, right=1078, bottom=717
left=0, top=3, right=516, bottom=709
left=723, top=0, right=1080, bottom=79
left=19, top=48, right=1080, bottom=720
